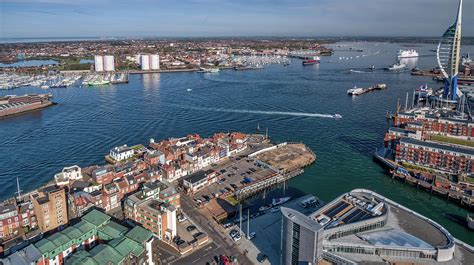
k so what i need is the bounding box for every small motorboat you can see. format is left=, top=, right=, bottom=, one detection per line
left=258, top=204, right=272, bottom=212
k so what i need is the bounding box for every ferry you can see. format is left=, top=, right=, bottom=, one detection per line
left=387, top=61, right=407, bottom=71
left=272, top=196, right=291, bottom=206
left=397, top=49, right=419, bottom=59
left=302, top=56, right=320, bottom=65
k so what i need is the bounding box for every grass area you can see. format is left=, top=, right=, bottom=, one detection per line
left=430, top=134, right=474, bottom=147
left=225, top=195, right=239, bottom=206
left=401, top=162, right=436, bottom=174
left=131, top=144, right=145, bottom=151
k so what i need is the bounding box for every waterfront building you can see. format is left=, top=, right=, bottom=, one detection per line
left=396, top=137, right=474, bottom=175
left=281, top=207, right=324, bottom=265
left=394, top=112, right=474, bottom=139
left=0, top=94, right=53, bottom=118
left=0, top=204, right=20, bottom=239
left=93, top=55, right=115, bottom=72
left=0, top=209, right=155, bottom=265
left=436, top=0, right=463, bottom=101
left=281, top=189, right=458, bottom=264
left=109, top=144, right=134, bottom=162
left=30, top=186, right=68, bottom=233
left=54, top=165, right=82, bottom=187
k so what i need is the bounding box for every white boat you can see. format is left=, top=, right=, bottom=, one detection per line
left=272, top=197, right=291, bottom=206
left=333, top=114, right=342, bottom=119
left=187, top=88, right=192, bottom=92
left=397, top=49, right=419, bottom=59
left=40, top=85, right=49, bottom=89
left=199, top=68, right=220, bottom=73
left=387, top=61, right=407, bottom=71
left=258, top=204, right=272, bottom=212
left=347, top=86, right=365, bottom=95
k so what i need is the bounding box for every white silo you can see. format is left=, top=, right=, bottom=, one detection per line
left=94, top=55, right=104, bottom=72
left=103, top=55, right=115, bottom=71
left=140, top=55, right=150, bottom=70
left=151, top=54, right=160, bottom=70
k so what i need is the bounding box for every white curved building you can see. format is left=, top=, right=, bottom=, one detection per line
left=281, top=189, right=463, bottom=264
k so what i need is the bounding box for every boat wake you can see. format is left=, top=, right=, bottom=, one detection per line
left=171, top=104, right=336, bottom=118
left=349, top=69, right=367, bottom=73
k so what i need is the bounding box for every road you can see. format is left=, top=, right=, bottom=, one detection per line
left=180, top=194, right=253, bottom=265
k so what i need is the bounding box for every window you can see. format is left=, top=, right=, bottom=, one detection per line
left=291, top=223, right=300, bottom=265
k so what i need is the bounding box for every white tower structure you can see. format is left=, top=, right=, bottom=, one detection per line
left=94, top=55, right=104, bottom=72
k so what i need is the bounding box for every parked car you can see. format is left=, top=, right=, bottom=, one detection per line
left=186, top=225, right=196, bottom=232
left=232, top=233, right=242, bottom=241
left=229, top=229, right=238, bottom=238
left=223, top=222, right=233, bottom=229
left=177, top=214, right=187, bottom=223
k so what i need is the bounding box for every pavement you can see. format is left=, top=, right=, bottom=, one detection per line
left=179, top=194, right=254, bottom=265
left=230, top=195, right=324, bottom=265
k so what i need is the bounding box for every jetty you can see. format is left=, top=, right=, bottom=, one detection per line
left=347, top=83, right=387, bottom=96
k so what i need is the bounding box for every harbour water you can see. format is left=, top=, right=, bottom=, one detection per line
left=1, top=41, right=473, bottom=243
left=0, top=59, right=58, bottom=67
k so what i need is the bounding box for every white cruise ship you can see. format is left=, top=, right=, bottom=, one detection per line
left=397, top=49, right=419, bottom=59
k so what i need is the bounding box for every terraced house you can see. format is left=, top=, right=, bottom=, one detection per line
left=0, top=209, right=155, bottom=265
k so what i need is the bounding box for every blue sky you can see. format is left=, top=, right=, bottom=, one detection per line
left=1, top=0, right=473, bottom=38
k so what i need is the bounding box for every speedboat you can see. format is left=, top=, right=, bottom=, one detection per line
left=397, top=49, right=419, bottom=59
left=333, top=114, right=342, bottom=119
left=272, top=197, right=291, bottom=206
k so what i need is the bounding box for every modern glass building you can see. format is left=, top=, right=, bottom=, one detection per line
left=281, top=207, right=323, bottom=265
left=280, top=189, right=459, bottom=264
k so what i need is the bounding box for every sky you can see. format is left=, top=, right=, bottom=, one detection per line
left=0, top=0, right=473, bottom=38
